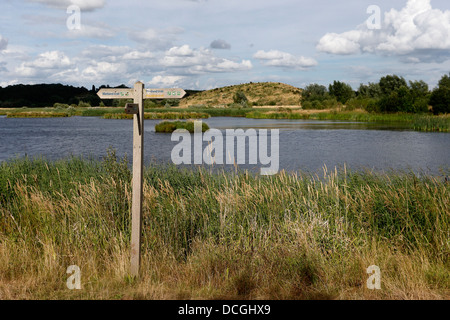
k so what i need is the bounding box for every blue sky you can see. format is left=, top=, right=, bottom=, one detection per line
left=1, top=0, right=450, bottom=90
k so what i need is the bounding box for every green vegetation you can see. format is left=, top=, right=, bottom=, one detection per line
left=155, top=120, right=210, bottom=133
left=246, top=111, right=450, bottom=132
left=328, top=81, right=354, bottom=104
left=233, top=90, right=249, bottom=108
left=301, top=73, right=450, bottom=115
left=6, top=112, right=69, bottom=118
left=0, top=155, right=448, bottom=299
left=1, top=74, right=448, bottom=127
left=103, top=112, right=210, bottom=120
left=0, top=83, right=100, bottom=108
left=429, top=73, right=450, bottom=115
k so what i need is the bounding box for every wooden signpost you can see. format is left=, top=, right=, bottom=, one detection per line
left=97, top=82, right=186, bottom=277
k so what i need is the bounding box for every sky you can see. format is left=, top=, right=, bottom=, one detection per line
left=1, top=0, right=450, bottom=90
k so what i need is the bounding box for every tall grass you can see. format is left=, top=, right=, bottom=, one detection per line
left=103, top=112, right=210, bottom=120
left=246, top=111, right=450, bottom=132
left=155, top=120, right=210, bottom=133
left=0, top=155, right=449, bottom=299
left=6, top=112, right=69, bottom=118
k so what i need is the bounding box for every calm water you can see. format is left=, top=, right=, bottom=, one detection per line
left=0, top=116, right=449, bottom=175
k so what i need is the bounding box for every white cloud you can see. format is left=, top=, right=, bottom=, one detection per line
left=16, top=51, right=72, bottom=77
left=65, top=24, right=115, bottom=39
left=123, top=51, right=154, bottom=60
left=316, top=32, right=361, bottom=55
left=167, top=45, right=194, bottom=57
left=161, top=45, right=252, bottom=74
left=129, top=27, right=184, bottom=51
left=29, top=0, right=105, bottom=11
left=148, top=75, right=185, bottom=87
left=81, top=61, right=124, bottom=79
left=317, top=0, right=450, bottom=61
left=253, top=50, right=318, bottom=69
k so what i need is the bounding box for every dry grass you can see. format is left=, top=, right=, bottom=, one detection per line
left=0, top=156, right=448, bottom=300
left=179, top=82, right=302, bottom=108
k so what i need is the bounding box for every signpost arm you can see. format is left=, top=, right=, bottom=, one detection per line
left=130, top=81, right=144, bottom=277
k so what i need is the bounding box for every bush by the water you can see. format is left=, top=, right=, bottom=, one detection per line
left=155, top=120, right=210, bottom=133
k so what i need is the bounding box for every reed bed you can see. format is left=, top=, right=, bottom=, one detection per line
left=246, top=111, right=450, bottom=132
left=155, top=120, right=210, bottom=133
left=6, top=112, right=69, bottom=118
left=0, top=154, right=448, bottom=299
left=103, top=112, right=210, bottom=120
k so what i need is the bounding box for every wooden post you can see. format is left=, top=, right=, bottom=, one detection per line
left=97, top=83, right=185, bottom=278
left=130, top=81, right=144, bottom=277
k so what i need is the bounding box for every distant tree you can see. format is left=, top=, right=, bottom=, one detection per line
left=438, top=73, right=450, bottom=88
left=378, top=85, right=414, bottom=113
left=379, top=75, right=408, bottom=96
left=0, top=83, right=91, bottom=108
left=429, top=88, right=450, bottom=114
left=328, top=81, right=354, bottom=104
left=302, top=84, right=328, bottom=102
left=429, top=73, right=450, bottom=114
left=409, top=80, right=429, bottom=99
left=357, top=82, right=382, bottom=98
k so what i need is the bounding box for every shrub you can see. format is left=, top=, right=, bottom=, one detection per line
left=228, top=103, right=245, bottom=109
left=144, top=100, right=157, bottom=108
left=53, top=103, right=70, bottom=109
left=412, top=97, right=429, bottom=113
left=155, top=120, right=210, bottom=133
left=301, top=101, right=313, bottom=110
left=233, top=91, right=249, bottom=108
left=365, top=99, right=380, bottom=113
left=322, top=98, right=339, bottom=109
left=78, top=101, right=92, bottom=108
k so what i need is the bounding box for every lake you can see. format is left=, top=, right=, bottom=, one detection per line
left=0, top=116, right=449, bottom=175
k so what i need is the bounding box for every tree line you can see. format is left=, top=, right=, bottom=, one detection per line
left=0, top=83, right=201, bottom=109
left=301, top=73, right=450, bottom=114
left=0, top=84, right=104, bottom=108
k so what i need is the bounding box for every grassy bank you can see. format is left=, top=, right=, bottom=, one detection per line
left=103, top=112, right=210, bottom=120
left=0, top=154, right=448, bottom=299
left=6, top=112, right=70, bottom=118
left=3, top=107, right=448, bottom=132
left=246, top=111, right=450, bottom=132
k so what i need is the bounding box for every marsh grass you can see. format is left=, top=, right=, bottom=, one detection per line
left=103, top=112, right=210, bottom=120
left=0, top=154, right=449, bottom=299
left=155, top=120, right=210, bottom=133
left=246, top=111, right=450, bottom=132
left=6, top=112, right=69, bottom=118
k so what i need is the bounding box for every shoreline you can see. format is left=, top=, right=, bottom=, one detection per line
left=1, top=107, right=448, bottom=132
